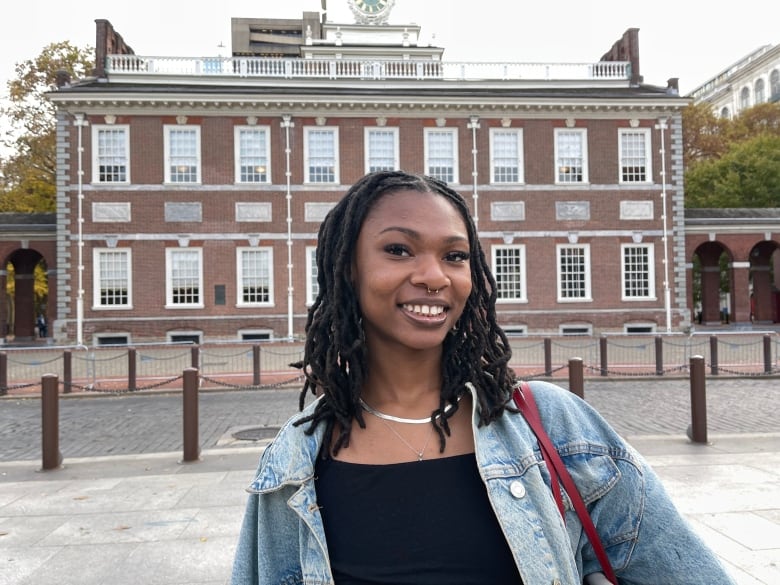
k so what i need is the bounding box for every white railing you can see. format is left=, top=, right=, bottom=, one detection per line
left=106, top=55, right=631, bottom=82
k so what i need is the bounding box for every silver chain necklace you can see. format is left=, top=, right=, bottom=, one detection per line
left=358, top=395, right=460, bottom=425
left=372, top=415, right=435, bottom=461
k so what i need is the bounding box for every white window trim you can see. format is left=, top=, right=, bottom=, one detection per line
left=91, top=125, right=130, bottom=184
left=167, top=331, right=202, bottom=344
left=306, top=246, right=319, bottom=306
left=503, top=325, right=528, bottom=337
left=93, top=333, right=132, bottom=346
left=620, top=243, right=657, bottom=301
left=624, top=323, right=657, bottom=334
left=618, top=128, right=653, bottom=184
left=304, top=126, right=340, bottom=184
left=239, top=329, right=273, bottom=341
left=363, top=127, right=399, bottom=173
left=164, top=125, right=201, bottom=184
left=556, top=243, right=592, bottom=302
left=554, top=128, right=589, bottom=185
left=236, top=247, right=274, bottom=307
left=92, top=248, right=133, bottom=310
left=489, top=128, right=524, bottom=184
left=234, top=125, right=271, bottom=184
left=491, top=244, right=527, bottom=303
left=165, top=247, right=204, bottom=309
left=559, top=324, right=593, bottom=336
left=424, top=127, right=459, bottom=184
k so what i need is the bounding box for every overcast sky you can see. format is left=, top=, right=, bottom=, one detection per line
left=1, top=0, right=776, bottom=100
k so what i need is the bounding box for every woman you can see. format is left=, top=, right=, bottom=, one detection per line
left=231, top=171, right=735, bottom=584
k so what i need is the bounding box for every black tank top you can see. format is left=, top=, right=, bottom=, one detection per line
left=314, top=453, right=522, bottom=584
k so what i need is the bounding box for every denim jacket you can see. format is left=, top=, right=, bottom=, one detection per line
left=230, top=380, right=736, bottom=585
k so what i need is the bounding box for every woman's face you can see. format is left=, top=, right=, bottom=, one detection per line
left=352, top=189, right=473, bottom=353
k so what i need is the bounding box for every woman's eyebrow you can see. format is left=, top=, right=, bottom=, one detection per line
left=378, top=226, right=468, bottom=245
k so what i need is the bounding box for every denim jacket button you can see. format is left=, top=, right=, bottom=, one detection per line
left=509, top=480, right=526, bottom=498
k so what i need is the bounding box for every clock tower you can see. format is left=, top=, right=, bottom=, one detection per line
left=348, top=0, right=396, bottom=25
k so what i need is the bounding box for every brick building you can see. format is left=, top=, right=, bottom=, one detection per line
left=46, top=4, right=692, bottom=345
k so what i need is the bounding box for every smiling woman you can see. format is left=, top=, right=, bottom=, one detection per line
left=230, top=170, right=737, bottom=585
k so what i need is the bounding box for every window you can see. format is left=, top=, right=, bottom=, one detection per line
left=557, top=244, right=591, bottom=301
left=237, top=247, right=273, bottom=306
left=720, top=107, right=731, bottom=119
left=424, top=128, right=458, bottom=183
left=365, top=127, right=399, bottom=172
left=164, top=126, right=200, bottom=183
left=94, top=334, right=130, bottom=346
left=622, top=244, right=655, bottom=300
left=235, top=126, right=270, bottom=183
left=559, top=324, right=592, bottom=336
left=554, top=129, right=587, bottom=183
left=624, top=324, right=656, bottom=334
left=771, top=70, right=780, bottom=101
left=306, top=246, right=319, bottom=306
left=92, top=126, right=129, bottom=183
left=490, top=129, right=524, bottom=184
left=240, top=330, right=272, bottom=341
left=754, top=79, right=766, bottom=104
left=619, top=129, right=651, bottom=183
left=93, top=249, right=132, bottom=308
left=492, top=245, right=526, bottom=302
left=168, top=332, right=201, bottom=344
left=166, top=248, right=203, bottom=308
left=740, top=86, right=751, bottom=110
left=305, top=127, right=339, bottom=183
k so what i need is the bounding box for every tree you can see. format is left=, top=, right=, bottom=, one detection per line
left=0, top=41, right=93, bottom=212
left=681, top=101, right=729, bottom=168
left=685, top=134, right=780, bottom=208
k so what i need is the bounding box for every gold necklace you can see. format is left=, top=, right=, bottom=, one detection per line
left=371, top=413, right=435, bottom=461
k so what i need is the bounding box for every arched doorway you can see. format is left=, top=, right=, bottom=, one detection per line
left=692, top=241, right=732, bottom=325
left=749, top=241, right=780, bottom=324
left=4, top=249, right=48, bottom=341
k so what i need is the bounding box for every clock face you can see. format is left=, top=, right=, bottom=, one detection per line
left=349, top=0, right=394, bottom=23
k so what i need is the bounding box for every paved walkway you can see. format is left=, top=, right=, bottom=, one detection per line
left=1, top=378, right=779, bottom=584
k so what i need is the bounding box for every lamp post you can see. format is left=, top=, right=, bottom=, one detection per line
left=655, top=117, right=672, bottom=333
left=467, top=116, right=480, bottom=227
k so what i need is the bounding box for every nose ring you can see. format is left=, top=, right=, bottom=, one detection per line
left=426, top=287, right=439, bottom=294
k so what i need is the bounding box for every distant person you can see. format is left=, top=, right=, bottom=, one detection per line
left=37, top=314, right=47, bottom=338
left=231, top=170, right=736, bottom=584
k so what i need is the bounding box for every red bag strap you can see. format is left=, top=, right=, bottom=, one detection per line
left=513, top=382, right=617, bottom=585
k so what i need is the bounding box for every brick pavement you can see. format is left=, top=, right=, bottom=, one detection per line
left=1, top=377, right=778, bottom=463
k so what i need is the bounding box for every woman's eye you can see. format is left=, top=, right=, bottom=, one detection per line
left=385, top=244, right=410, bottom=257
left=447, top=251, right=470, bottom=263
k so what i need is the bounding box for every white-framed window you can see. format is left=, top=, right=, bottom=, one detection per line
left=624, top=323, right=656, bottom=334
left=503, top=325, right=528, bottom=337
left=166, top=248, right=203, bottom=308
left=424, top=128, right=458, bottom=183
left=554, top=128, right=588, bottom=184
left=559, top=324, right=592, bottom=336
left=771, top=70, right=780, bottom=101
left=306, top=246, right=319, bottom=306
left=168, top=331, right=202, bottom=344
left=619, top=129, right=652, bottom=183
left=754, top=79, right=766, bottom=104
left=92, top=125, right=129, bottom=183
left=237, top=247, right=273, bottom=306
left=720, top=107, right=731, bottom=119
left=94, top=333, right=131, bottom=346
left=235, top=126, right=271, bottom=183
left=621, top=244, right=656, bottom=300
left=304, top=127, right=339, bottom=183
left=557, top=244, right=591, bottom=301
left=740, top=86, right=751, bottom=110
left=490, top=128, right=524, bottom=184
left=240, top=329, right=273, bottom=341
left=164, top=125, right=201, bottom=183
left=92, top=248, right=132, bottom=309
left=492, top=245, right=527, bottom=302
left=365, top=127, right=399, bottom=172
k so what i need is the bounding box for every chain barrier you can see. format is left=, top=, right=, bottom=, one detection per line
left=582, top=363, right=691, bottom=377
left=704, top=364, right=780, bottom=377
left=0, top=381, right=40, bottom=396
left=515, top=364, right=568, bottom=380
left=62, top=375, right=184, bottom=395
left=200, top=373, right=306, bottom=391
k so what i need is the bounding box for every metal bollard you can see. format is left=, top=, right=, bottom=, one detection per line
left=0, top=351, right=7, bottom=396
left=181, top=367, right=200, bottom=463
left=190, top=345, right=200, bottom=369
left=763, top=334, right=772, bottom=374
left=253, top=344, right=261, bottom=386
left=568, top=357, right=584, bottom=399
left=599, top=336, right=608, bottom=376
left=709, top=335, right=719, bottom=375
left=128, top=348, right=137, bottom=392
left=63, top=350, right=72, bottom=394
left=687, top=355, right=708, bottom=444
left=41, top=374, right=62, bottom=470
left=655, top=335, right=664, bottom=376
left=543, top=338, right=552, bottom=377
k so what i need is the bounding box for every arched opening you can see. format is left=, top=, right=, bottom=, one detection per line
left=692, top=242, right=732, bottom=325
left=749, top=241, right=780, bottom=324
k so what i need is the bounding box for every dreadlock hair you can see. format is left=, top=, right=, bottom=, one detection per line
left=293, top=170, right=516, bottom=454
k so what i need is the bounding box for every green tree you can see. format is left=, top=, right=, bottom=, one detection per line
left=682, top=101, right=729, bottom=168
left=0, top=41, right=93, bottom=212
left=685, top=134, right=780, bottom=208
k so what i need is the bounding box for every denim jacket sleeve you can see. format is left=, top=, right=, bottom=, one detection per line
left=523, top=381, right=737, bottom=585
